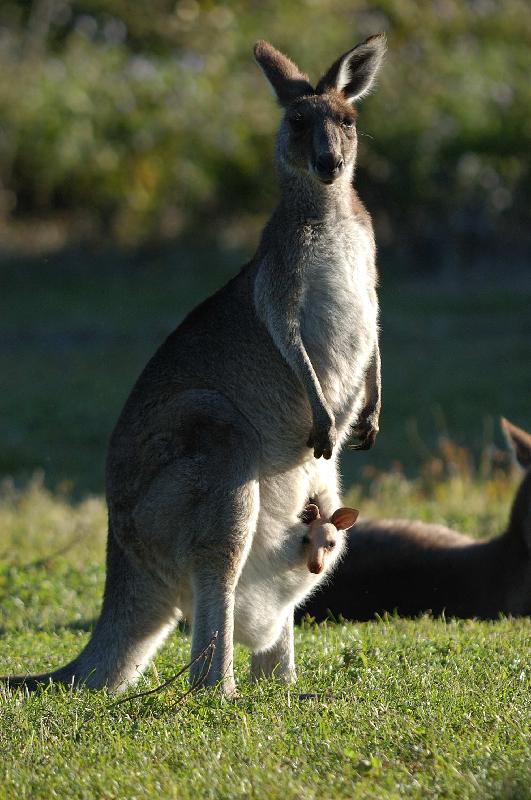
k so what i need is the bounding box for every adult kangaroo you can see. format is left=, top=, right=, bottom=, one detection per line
left=2, top=35, right=385, bottom=695
left=296, top=418, right=531, bottom=622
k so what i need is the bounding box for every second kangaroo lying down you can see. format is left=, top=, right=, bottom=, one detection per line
left=297, top=418, right=531, bottom=621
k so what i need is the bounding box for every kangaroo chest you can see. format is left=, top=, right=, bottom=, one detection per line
left=299, top=222, right=377, bottom=418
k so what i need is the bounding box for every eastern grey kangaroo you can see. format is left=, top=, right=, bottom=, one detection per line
left=1, top=34, right=385, bottom=695
left=296, top=418, right=531, bottom=622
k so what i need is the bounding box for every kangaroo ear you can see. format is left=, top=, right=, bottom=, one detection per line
left=300, top=503, right=321, bottom=525
left=254, top=40, right=313, bottom=107
left=316, top=33, right=386, bottom=103
left=501, top=417, right=531, bottom=470
left=330, top=507, right=359, bottom=530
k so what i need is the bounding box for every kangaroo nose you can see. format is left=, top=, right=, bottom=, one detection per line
left=315, top=154, right=344, bottom=181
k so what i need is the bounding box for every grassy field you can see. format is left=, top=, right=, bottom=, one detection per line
left=0, top=476, right=529, bottom=800
left=0, top=245, right=530, bottom=798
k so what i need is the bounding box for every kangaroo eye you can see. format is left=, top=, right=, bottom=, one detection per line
left=341, top=120, right=355, bottom=130
left=326, top=542, right=336, bottom=550
left=302, top=534, right=310, bottom=545
left=289, top=114, right=306, bottom=133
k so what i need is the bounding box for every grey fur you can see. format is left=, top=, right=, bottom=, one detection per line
left=1, top=36, right=384, bottom=695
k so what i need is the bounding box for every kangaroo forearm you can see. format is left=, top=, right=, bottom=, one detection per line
left=272, top=328, right=336, bottom=458
left=290, top=337, right=331, bottom=423
left=364, top=341, right=381, bottom=423
left=348, top=339, right=381, bottom=451
left=254, top=266, right=336, bottom=457
left=254, top=271, right=331, bottom=423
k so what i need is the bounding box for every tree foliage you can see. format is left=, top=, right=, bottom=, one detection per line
left=0, top=0, right=529, bottom=259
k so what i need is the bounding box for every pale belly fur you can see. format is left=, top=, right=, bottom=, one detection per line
left=300, top=224, right=377, bottom=435
left=233, top=236, right=377, bottom=651
left=233, top=458, right=337, bottom=651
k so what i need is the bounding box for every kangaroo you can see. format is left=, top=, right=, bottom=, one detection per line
left=1, top=34, right=385, bottom=695
left=296, top=418, right=531, bottom=622
left=247, top=503, right=358, bottom=682
left=299, top=504, right=358, bottom=576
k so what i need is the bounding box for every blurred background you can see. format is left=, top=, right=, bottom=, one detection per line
left=0, top=0, right=529, bottom=497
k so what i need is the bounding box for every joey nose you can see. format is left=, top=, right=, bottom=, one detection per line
left=314, top=154, right=344, bottom=182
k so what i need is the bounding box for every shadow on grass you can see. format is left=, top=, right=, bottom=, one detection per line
left=0, top=619, right=192, bottom=637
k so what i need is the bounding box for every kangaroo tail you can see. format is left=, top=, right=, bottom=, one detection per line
left=1, top=533, right=177, bottom=693
left=0, top=661, right=89, bottom=692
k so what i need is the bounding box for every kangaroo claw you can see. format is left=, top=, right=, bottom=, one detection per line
left=307, top=423, right=337, bottom=460
left=349, top=418, right=378, bottom=451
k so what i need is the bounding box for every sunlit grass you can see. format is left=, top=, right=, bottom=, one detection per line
left=0, top=460, right=529, bottom=799
left=346, top=434, right=518, bottom=538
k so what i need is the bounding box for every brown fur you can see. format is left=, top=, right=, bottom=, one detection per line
left=316, top=34, right=386, bottom=100
left=297, top=418, right=531, bottom=621
left=253, top=40, right=313, bottom=107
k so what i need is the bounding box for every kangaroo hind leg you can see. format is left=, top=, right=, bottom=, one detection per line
left=250, top=612, right=296, bottom=684
left=188, top=413, right=260, bottom=697
left=132, top=390, right=260, bottom=697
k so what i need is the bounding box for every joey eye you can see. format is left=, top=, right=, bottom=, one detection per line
left=326, top=542, right=336, bottom=551
left=301, top=534, right=310, bottom=545
left=341, top=119, right=355, bottom=130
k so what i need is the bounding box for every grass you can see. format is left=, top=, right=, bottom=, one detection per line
left=0, top=476, right=529, bottom=800
left=0, top=244, right=530, bottom=797
left=1, top=621, right=529, bottom=800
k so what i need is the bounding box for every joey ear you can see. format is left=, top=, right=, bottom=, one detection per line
left=501, top=417, right=531, bottom=470
left=330, top=507, right=359, bottom=530
left=254, top=40, right=314, bottom=107
left=316, top=32, right=386, bottom=103
left=300, top=503, right=320, bottom=525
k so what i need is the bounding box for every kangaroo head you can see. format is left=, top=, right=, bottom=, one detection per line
left=501, top=417, right=531, bottom=614
left=254, top=35, right=386, bottom=186
left=301, top=504, right=358, bottom=574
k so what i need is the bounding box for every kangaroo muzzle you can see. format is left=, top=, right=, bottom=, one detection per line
left=308, top=549, right=325, bottom=574
left=313, top=152, right=344, bottom=183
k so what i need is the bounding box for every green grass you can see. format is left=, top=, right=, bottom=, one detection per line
left=0, top=478, right=530, bottom=800
left=1, top=621, right=529, bottom=800
left=1, top=245, right=530, bottom=797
